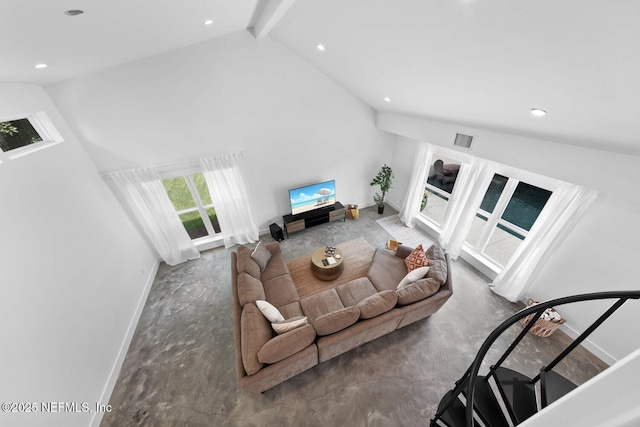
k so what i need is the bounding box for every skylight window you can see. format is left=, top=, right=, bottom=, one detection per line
left=0, top=119, right=43, bottom=152
left=0, top=112, right=63, bottom=160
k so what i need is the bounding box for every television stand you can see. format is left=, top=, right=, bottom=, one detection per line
left=282, top=201, right=346, bottom=238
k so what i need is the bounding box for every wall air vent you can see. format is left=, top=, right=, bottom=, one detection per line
left=454, top=133, right=473, bottom=149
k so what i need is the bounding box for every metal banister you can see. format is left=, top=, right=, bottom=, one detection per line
left=462, top=291, right=640, bottom=427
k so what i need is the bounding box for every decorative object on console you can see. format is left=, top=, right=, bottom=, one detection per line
left=346, top=204, right=359, bottom=219
left=370, top=164, right=394, bottom=214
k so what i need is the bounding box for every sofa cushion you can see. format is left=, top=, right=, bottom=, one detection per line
left=240, top=303, right=273, bottom=375
left=357, top=290, right=398, bottom=319
left=279, top=301, right=304, bottom=319
left=236, top=245, right=261, bottom=280
left=300, top=289, right=345, bottom=321
left=367, top=248, right=411, bottom=292
left=251, top=241, right=272, bottom=271
left=262, top=274, right=300, bottom=308
left=261, top=252, right=290, bottom=282
left=237, top=272, right=265, bottom=307
left=396, top=278, right=441, bottom=306
left=425, top=243, right=448, bottom=285
left=425, top=242, right=445, bottom=261
left=313, top=306, right=361, bottom=336
left=335, top=277, right=378, bottom=307
left=405, top=244, right=430, bottom=271
left=427, top=258, right=448, bottom=285
left=397, top=266, right=430, bottom=289
left=256, top=300, right=285, bottom=323
left=257, top=324, right=316, bottom=364
left=271, top=316, right=308, bottom=334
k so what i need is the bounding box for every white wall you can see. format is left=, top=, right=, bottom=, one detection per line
left=46, top=30, right=395, bottom=230
left=0, top=83, right=158, bottom=427
left=378, top=112, right=640, bottom=363
left=521, top=348, right=640, bottom=427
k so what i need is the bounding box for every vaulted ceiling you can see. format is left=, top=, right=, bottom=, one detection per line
left=3, top=0, right=639, bottom=156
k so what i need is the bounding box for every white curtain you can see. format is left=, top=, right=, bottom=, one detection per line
left=201, top=152, right=259, bottom=248
left=438, top=159, right=496, bottom=259
left=491, top=183, right=599, bottom=302
left=105, top=167, right=200, bottom=266
left=399, top=142, right=433, bottom=227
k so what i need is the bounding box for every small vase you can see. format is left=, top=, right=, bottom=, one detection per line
left=377, top=205, right=384, bottom=214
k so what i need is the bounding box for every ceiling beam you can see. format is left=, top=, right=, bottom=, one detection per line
left=252, top=0, right=297, bottom=39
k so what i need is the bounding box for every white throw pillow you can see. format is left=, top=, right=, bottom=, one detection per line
left=256, top=300, right=285, bottom=323
left=397, top=266, right=430, bottom=289
left=271, top=316, right=308, bottom=334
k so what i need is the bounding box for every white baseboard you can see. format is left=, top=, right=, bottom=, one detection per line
left=558, top=322, right=617, bottom=366
left=90, top=258, right=160, bottom=427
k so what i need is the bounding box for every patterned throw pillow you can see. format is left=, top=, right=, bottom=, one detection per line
left=404, top=244, right=430, bottom=272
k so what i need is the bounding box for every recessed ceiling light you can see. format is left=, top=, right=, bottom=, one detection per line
left=64, top=9, right=84, bottom=16
left=384, top=97, right=391, bottom=102
left=204, top=19, right=213, bottom=25
left=34, top=63, right=48, bottom=69
left=316, top=44, right=325, bottom=51
left=530, top=108, right=547, bottom=117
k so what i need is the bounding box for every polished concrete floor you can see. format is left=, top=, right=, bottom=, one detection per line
left=101, top=206, right=608, bottom=427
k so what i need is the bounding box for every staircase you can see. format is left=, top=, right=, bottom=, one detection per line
left=431, top=291, right=640, bottom=427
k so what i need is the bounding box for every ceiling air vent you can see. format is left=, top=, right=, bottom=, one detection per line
left=454, top=133, right=473, bottom=149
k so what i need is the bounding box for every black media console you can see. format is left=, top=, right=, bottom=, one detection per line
left=282, top=201, right=346, bottom=238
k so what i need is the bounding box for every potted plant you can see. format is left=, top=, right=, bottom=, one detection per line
left=420, top=190, right=429, bottom=211
left=370, top=164, right=393, bottom=214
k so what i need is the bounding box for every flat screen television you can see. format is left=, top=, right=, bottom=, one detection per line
left=289, top=180, right=336, bottom=216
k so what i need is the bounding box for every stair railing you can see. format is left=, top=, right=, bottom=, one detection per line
left=432, top=290, right=640, bottom=427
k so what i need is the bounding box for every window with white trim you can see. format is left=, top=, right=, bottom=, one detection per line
left=465, top=173, right=552, bottom=268
left=420, top=155, right=462, bottom=226
left=162, top=173, right=221, bottom=241
left=0, top=112, right=63, bottom=160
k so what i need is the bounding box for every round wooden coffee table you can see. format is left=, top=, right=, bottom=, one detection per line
left=310, top=246, right=344, bottom=281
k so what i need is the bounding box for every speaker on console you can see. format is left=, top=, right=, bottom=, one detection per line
left=269, top=223, right=284, bottom=241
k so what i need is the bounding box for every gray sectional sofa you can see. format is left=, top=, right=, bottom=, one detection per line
left=231, top=241, right=453, bottom=393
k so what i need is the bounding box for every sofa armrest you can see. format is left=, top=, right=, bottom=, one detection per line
left=395, top=245, right=414, bottom=258
left=265, top=241, right=282, bottom=255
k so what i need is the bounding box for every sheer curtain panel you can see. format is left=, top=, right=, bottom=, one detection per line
left=105, top=167, right=200, bottom=266
left=399, top=142, right=433, bottom=227
left=490, top=183, right=598, bottom=302
left=438, top=159, right=496, bottom=259
left=201, top=152, right=259, bottom=248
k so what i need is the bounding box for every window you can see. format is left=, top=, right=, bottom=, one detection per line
left=0, top=112, right=63, bottom=160
left=162, top=173, right=221, bottom=241
left=0, top=119, right=42, bottom=152
left=420, top=155, right=462, bottom=226
left=465, top=174, right=552, bottom=267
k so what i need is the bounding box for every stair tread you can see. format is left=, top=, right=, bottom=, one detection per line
left=540, top=370, right=578, bottom=407
left=463, top=376, right=510, bottom=427
left=494, top=367, right=538, bottom=424
left=435, top=390, right=481, bottom=427
left=435, top=390, right=467, bottom=427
